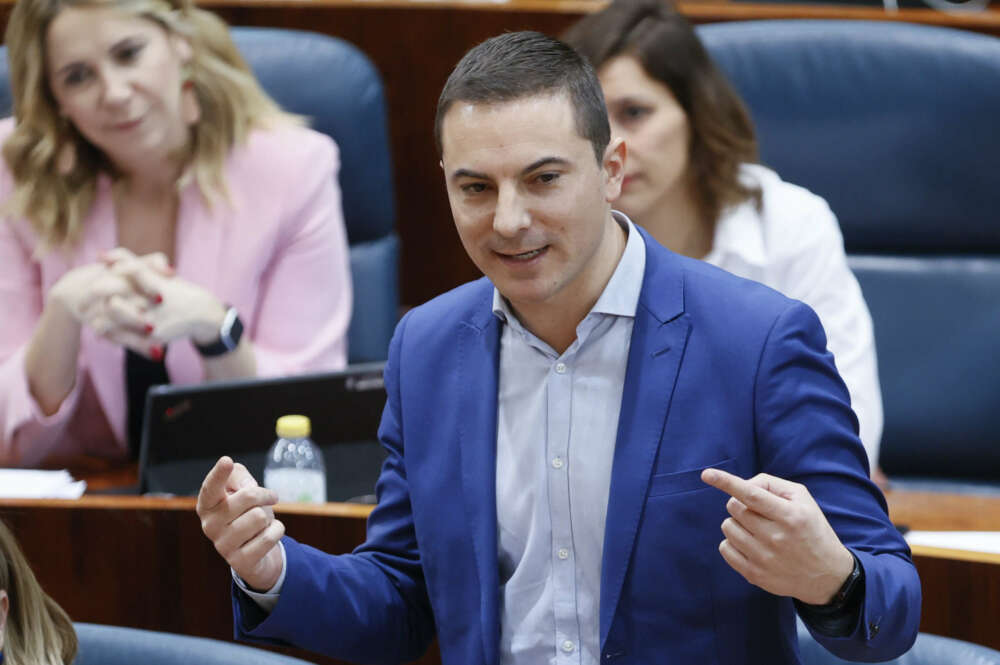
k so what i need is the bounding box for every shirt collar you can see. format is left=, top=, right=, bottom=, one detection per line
left=492, top=210, right=646, bottom=326
left=704, top=200, right=767, bottom=268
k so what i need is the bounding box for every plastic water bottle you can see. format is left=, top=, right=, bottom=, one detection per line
left=263, top=415, right=327, bottom=503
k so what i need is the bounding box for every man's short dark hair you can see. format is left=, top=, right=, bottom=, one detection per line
left=435, top=31, right=611, bottom=163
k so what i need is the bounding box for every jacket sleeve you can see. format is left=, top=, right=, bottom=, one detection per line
left=249, top=134, right=352, bottom=376
left=0, top=216, right=85, bottom=466
left=754, top=301, right=920, bottom=662
left=234, top=311, right=436, bottom=665
left=770, top=195, right=883, bottom=470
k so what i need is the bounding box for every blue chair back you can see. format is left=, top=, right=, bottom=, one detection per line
left=72, top=622, right=314, bottom=665
left=699, top=21, right=1000, bottom=483
left=231, top=28, right=398, bottom=363
left=0, top=27, right=399, bottom=364
left=797, top=619, right=1000, bottom=664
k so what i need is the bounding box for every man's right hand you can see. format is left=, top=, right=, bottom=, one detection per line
left=197, top=456, right=285, bottom=591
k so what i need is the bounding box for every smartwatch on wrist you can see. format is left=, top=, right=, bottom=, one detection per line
left=195, top=306, right=244, bottom=357
left=829, top=552, right=863, bottom=610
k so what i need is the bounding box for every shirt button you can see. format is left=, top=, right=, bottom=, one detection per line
left=561, top=640, right=575, bottom=653
left=557, top=548, right=569, bottom=560
left=551, top=457, right=564, bottom=469
left=554, top=362, right=567, bottom=374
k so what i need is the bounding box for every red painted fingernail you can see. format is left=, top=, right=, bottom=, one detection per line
left=143, top=323, right=154, bottom=335
left=150, top=345, right=164, bottom=362
left=153, top=294, right=163, bottom=304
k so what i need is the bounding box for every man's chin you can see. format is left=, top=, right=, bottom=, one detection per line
left=493, top=282, right=555, bottom=311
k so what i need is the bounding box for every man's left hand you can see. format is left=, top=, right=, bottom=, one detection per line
left=701, top=468, right=855, bottom=606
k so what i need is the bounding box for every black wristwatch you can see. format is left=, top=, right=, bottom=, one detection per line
left=828, top=552, right=864, bottom=610
left=795, top=552, right=865, bottom=638
left=195, top=306, right=244, bottom=357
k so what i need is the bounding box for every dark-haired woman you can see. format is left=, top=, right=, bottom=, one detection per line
left=564, top=0, right=885, bottom=482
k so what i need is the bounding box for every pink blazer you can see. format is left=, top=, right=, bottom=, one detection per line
left=0, top=119, right=351, bottom=466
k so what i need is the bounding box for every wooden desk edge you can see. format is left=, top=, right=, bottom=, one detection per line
left=0, top=495, right=374, bottom=518
left=910, top=544, right=1000, bottom=565
left=74, top=0, right=1000, bottom=28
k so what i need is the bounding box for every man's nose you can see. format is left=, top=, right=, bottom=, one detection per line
left=493, top=184, right=530, bottom=237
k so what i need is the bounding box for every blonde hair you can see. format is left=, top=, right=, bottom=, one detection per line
left=2, top=0, right=301, bottom=248
left=0, top=520, right=77, bottom=665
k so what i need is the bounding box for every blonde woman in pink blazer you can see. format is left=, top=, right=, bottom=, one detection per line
left=0, top=0, right=350, bottom=467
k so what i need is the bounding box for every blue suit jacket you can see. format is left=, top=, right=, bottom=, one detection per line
left=236, top=227, right=920, bottom=665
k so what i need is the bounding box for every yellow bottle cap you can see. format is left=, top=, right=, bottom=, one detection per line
left=276, top=415, right=311, bottom=439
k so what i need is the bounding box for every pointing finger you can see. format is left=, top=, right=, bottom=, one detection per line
left=745, top=473, right=803, bottom=502
left=702, top=468, right=787, bottom=519
left=197, top=456, right=234, bottom=514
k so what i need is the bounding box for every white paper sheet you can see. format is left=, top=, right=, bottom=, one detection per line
left=905, top=530, right=1000, bottom=555
left=0, top=469, right=87, bottom=499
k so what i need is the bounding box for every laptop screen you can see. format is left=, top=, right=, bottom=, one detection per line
left=138, top=363, right=388, bottom=501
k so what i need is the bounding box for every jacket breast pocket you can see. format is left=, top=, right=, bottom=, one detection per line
left=647, top=457, right=735, bottom=498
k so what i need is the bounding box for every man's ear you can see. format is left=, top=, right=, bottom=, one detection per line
left=602, top=137, right=627, bottom=203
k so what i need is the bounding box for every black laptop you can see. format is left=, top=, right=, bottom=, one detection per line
left=137, top=363, right=388, bottom=501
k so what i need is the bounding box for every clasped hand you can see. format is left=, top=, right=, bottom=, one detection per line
left=701, top=469, right=855, bottom=606
left=51, top=248, right=227, bottom=358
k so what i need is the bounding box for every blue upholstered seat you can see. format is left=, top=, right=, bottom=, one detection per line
left=231, top=28, right=399, bottom=364
left=0, top=27, right=399, bottom=364
left=699, top=21, right=1000, bottom=488
left=797, top=619, right=1000, bottom=665
left=72, top=622, right=313, bottom=665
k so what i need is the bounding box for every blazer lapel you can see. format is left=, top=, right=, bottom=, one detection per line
left=166, top=182, right=225, bottom=382
left=456, top=291, right=502, bottom=665
left=77, top=177, right=128, bottom=445
left=600, top=229, right=692, bottom=648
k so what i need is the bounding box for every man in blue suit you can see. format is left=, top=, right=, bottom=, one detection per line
left=197, top=31, right=920, bottom=665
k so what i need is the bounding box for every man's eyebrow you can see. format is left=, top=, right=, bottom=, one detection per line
left=451, top=168, right=489, bottom=181
left=521, top=157, right=569, bottom=176
left=450, top=157, right=570, bottom=181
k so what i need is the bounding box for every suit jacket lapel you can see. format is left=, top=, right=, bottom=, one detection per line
left=600, top=228, right=691, bottom=648
left=456, top=290, right=502, bottom=665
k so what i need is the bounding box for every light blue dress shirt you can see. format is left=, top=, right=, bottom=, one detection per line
left=493, top=213, right=645, bottom=665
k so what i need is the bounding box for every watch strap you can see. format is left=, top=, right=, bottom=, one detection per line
left=795, top=552, right=865, bottom=638
left=195, top=306, right=243, bottom=357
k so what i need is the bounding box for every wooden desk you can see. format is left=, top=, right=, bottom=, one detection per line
left=0, top=494, right=440, bottom=665
left=883, top=489, right=1000, bottom=649
left=2, top=484, right=999, bottom=660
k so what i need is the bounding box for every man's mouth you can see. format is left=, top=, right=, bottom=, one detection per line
left=497, top=246, right=548, bottom=261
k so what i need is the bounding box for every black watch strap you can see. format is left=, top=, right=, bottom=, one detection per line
left=195, top=306, right=244, bottom=357
left=829, top=552, right=864, bottom=610
left=795, top=551, right=865, bottom=638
